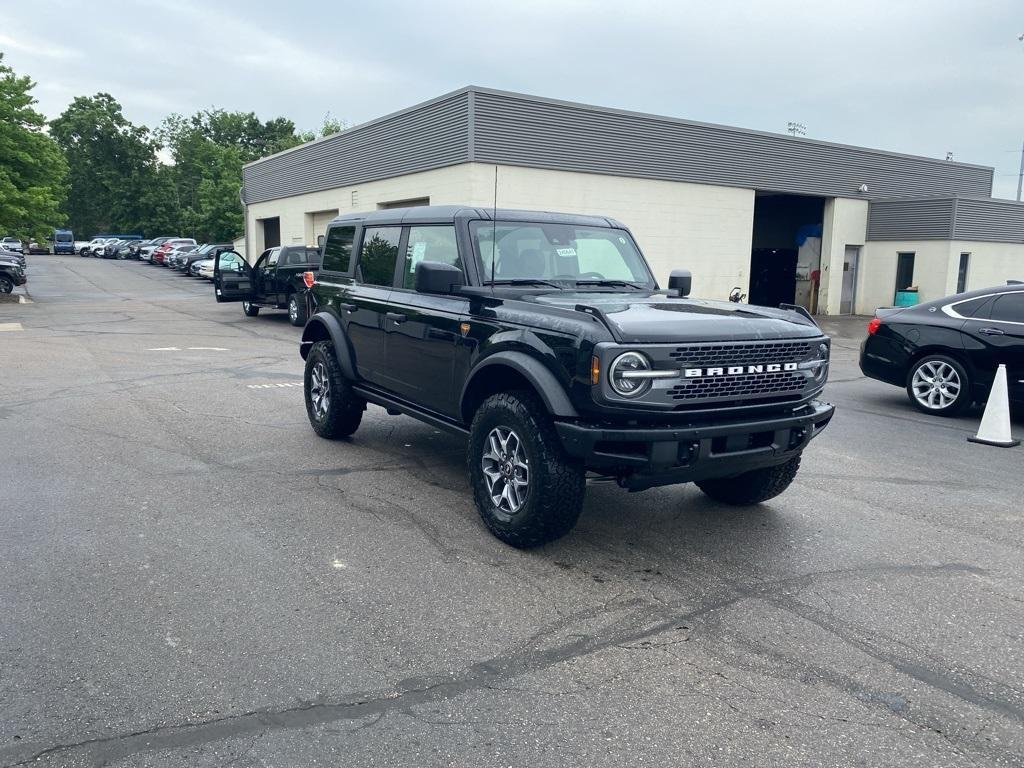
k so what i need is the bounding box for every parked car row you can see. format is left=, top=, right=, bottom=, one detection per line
left=0, top=249, right=27, bottom=293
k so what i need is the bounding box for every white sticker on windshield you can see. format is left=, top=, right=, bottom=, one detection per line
left=556, top=248, right=577, bottom=257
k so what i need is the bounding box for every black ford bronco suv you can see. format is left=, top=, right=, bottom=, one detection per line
left=297, top=206, right=834, bottom=548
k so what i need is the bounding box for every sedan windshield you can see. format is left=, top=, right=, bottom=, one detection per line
left=470, top=222, right=655, bottom=289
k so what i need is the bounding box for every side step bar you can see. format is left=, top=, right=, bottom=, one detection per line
left=351, top=385, right=469, bottom=437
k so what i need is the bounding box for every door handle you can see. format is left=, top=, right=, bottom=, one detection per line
left=385, top=312, right=407, bottom=324
left=338, top=302, right=356, bottom=312
left=979, top=327, right=1005, bottom=336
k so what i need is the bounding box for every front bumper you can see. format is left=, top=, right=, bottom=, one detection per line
left=555, top=400, right=834, bottom=490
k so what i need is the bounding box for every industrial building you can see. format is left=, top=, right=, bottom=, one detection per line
left=240, top=87, right=1024, bottom=315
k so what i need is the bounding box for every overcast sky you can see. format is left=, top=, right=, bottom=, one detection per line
left=3, top=0, right=1023, bottom=198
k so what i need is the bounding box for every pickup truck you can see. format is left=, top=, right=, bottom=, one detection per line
left=213, top=245, right=321, bottom=326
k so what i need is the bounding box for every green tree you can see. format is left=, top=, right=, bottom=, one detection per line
left=50, top=93, right=159, bottom=236
left=0, top=53, right=67, bottom=240
left=156, top=108, right=314, bottom=241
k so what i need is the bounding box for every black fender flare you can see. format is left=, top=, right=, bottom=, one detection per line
left=461, top=351, right=579, bottom=419
left=300, top=312, right=357, bottom=380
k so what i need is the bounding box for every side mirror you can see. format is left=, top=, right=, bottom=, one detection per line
left=415, top=261, right=465, bottom=294
left=668, top=269, right=692, bottom=298
left=317, top=234, right=325, bottom=248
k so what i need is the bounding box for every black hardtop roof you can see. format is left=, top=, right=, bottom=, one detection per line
left=328, top=205, right=627, bottom=230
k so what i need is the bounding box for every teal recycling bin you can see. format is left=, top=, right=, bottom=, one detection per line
left=894, top=289, right=919, bottom=307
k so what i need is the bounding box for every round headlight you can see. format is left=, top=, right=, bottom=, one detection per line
left=610, top=351, right=652, bottom=397
left=814, top=342, right=830, bottom=381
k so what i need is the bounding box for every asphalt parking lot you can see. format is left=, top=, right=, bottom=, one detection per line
left=1, top=256, right=1022, bottom=767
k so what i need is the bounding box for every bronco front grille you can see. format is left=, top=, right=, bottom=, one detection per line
left=668, top=341, right=814, bottom=367
left=667, top=370, right=807, bottom=401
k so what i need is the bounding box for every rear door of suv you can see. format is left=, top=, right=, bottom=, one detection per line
left=344, top=225, right=401, bottom=385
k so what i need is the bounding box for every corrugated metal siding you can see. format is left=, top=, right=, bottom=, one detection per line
left=242, top=93, right=471, bottom=203
left=952, top=198, right=1024, bottom=243
left=867, top=199, right=956, bottom=240
left=243, top=86, right=996, bottom=205
left=868, top=197, right=1024, bottom=243
left=470, top=90, right=993, bottom=199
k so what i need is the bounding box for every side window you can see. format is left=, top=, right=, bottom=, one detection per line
left=268, top=249, right=280, bottom=267
left=402, top=226, right=460, bottom=289
left=990, top=293, right=1024, bottom=324
left=358, top=226, right=401, bottom=287
left=953, top=296, right=993, bottom=319
left=322, top=225, right=355, bottom=273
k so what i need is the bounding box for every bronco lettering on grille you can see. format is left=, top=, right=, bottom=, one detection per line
left=683, top=362, right=799, bottom=378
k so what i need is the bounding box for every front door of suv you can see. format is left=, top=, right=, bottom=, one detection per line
left=347, top=226, right=402, bottom=385
left=379, top=225, right=469, bottom=417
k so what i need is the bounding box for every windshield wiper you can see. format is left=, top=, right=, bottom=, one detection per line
left=484, top=279, right=564, bottom=289
left=573, top=279, right=646, bottom=289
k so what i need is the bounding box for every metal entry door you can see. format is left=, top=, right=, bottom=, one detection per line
left=840, top=246, right=859, bottom=314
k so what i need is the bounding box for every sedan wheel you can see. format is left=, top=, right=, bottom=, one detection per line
left=906, top=356, right=971, bottom=416
left=0, top=277, right=13, bottom=294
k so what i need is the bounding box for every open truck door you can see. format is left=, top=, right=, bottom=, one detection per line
left=213, top=251, right=253, bottom=302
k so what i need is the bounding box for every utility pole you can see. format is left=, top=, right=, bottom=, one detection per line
left=1018, top=138, right=1024, bottom=202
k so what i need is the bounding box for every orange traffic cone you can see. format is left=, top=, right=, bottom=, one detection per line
left=968, top=364, right=1020, bottom=448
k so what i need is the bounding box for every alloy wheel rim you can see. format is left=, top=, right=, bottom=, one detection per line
left=289, top=299, right=297, bottom=322
left=481, top=426, right=529, bottom=514
left=0, top=278, right=11, bottom=293
left=243, top=301, right=250, bottom=312
left=310, top=362, right=330, bottom=421
left=911, top=360, right=961, bottom=410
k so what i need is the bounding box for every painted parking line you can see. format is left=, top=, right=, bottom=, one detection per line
left=0, top=322, right=24, bottom=332
left=145, top=347, right=230, bottom=351
left=247, top=382, right=303, bottom=389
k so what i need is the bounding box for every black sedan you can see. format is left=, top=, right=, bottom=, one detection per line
left=860, top=282, right=1024, bottom=415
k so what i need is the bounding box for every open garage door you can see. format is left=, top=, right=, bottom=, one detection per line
left=750, top=193, right=825, bottom=311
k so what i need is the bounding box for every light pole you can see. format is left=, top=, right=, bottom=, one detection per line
left=786, top=121, right=806, bottom=137
left=1019, top=35, right=1024, bottom=200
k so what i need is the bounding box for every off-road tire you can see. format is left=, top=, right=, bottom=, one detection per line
left=304, top=340, right=364, bottom=439
left=696, top=455, right=801, bottom=505
left=0, top=276, right=13, bottom=294
left=242, top=301, right=260, bottom=317
left=468, top=391, right=585, bottom=548
left=288, top=293, right=307, bottom=327
left=905, top=354, right=971, bottom=416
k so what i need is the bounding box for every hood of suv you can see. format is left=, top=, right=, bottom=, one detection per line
left=527, top=292, right=822, bottom=342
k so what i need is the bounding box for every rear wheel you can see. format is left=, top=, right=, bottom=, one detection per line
left=696, top=456, right=801, bottom=505
left=304, top=341, right=364, bottom=439
left=906, top=355, right=971, bottom=416
left=468, top=391, right=585, bottom=548
left=242, top=301, right=260, bottom=317
left=288, top=293, right=307, bottom=326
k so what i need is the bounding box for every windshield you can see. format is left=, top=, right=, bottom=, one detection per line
left=55, top=233, right=72, bottom=241
left=470, top=222, right=654, bottom=289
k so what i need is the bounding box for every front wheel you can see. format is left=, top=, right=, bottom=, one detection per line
left=906, top=355, right=971, bottom=416
left=696, top=456, right=801, bottom=505
left=242, top=301, right=260, bottom=317
left=288, top=294, right=307, bottom=327
left=468, top=392, right=586, bottom=548
left=304, top=341, right=364, bottom=439
left=0, top=276, right=13, bottom=294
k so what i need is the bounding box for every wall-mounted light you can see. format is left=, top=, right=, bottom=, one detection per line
left=857, top=184, right=869, bottom=194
